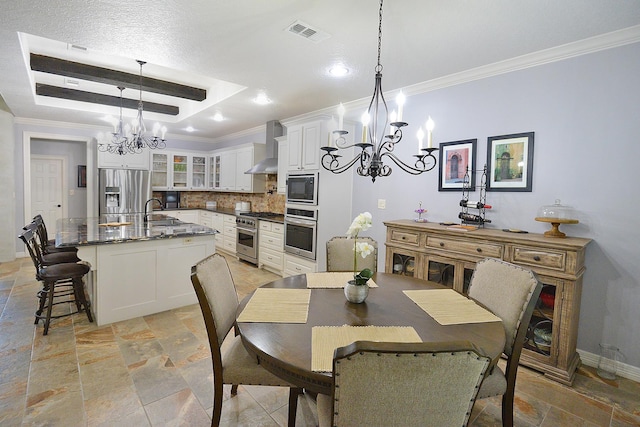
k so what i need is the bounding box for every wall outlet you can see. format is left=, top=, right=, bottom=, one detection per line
left=378, top=199, right=386, bottom=209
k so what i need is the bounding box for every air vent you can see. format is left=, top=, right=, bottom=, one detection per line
left=67, top=43, right=87, bottom=52
left=285, top=20, right=330, bottom=43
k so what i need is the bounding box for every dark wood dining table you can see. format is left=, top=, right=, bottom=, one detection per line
left=237, top=272, right=506, bottom=395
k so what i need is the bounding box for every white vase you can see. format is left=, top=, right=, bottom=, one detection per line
left=344, top=280, right=369, bottom=303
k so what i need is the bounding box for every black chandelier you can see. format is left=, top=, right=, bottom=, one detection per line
left=320, top=0, right=438, bottom=182
left=98, top=60, right=167, bottom=155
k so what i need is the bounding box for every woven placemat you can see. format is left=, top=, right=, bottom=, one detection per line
left=237, top=288, right=311, bottom=323
left=403, top=289, right=501, bottom=325
left=311, top=325, right=421, bottom=372
left=306, top=272, right=378, bottom=288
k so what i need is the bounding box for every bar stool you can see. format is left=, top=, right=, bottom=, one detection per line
left=23, top=222, right=80, bottom=265
left=31, top=214, right=79, bottom=254
left=18, top=226, right=93, bottom=335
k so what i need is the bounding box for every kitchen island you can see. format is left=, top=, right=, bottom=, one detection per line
left=56, top=214, right=217, bottom=325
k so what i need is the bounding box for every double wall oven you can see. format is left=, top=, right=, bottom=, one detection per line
left=284, top=171, right=320, bottom=261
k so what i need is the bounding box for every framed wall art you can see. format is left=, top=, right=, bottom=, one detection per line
left=438, top=139, right=477, bottom=191
left=77, top=165, right=87, bottom=188
left=486, top=132, right=534, bottom=192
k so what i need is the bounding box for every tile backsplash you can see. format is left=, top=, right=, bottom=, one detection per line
left=153, top=175, right=285, bottom=213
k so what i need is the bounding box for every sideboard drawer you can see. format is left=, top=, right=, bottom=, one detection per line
left=389, top=229, right=420, bottom=246
left=511, top=246, right=566, bottom=271
left=426, top=236, right=503, bottom=258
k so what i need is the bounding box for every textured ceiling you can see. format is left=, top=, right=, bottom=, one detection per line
left=1, top=0, right=639, bottom=142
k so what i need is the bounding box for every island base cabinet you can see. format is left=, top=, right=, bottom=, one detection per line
left=94, top=236, right=215, bottom=325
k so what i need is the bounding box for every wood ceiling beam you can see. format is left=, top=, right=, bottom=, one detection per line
left=36, top=83, right=180, bottom=116
left=30, top=54, right=206, bottom=102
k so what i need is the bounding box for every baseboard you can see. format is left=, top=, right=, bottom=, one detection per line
left=578, top=349, right=640, bottom=382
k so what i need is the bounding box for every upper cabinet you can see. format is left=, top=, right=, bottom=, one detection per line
left=276, top=136, right=288, bottom=194
left=98, top=147, right=150, bottom=170
left=286, top=120, right=322, bottom=171
left=151, top=151, right=209, bottom=191
left=208, top=143, right=266, bottom=193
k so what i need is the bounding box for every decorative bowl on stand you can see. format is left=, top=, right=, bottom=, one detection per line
left=535, top=200, right=578, bottom=238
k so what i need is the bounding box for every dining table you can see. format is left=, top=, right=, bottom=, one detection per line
left=237, top=272, right=506, bottom=395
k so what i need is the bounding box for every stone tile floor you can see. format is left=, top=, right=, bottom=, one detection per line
left=1, top=255, right=639, bottom=426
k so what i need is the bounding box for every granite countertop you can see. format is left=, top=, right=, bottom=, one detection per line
left=55, top=214, right=218, bottom=248
left=161, top=207, right=285, bottom=223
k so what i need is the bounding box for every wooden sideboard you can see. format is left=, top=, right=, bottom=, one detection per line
left=384, top=219, right=591, bottom=385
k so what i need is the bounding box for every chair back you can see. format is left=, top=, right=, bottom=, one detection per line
left=190, top=253, right=240, bottom=356
left=326, top=236, right=377, bottom=272
left=328, top=340, right=490, bottom=427
left=468, top=258, right=542, bottom=356
left=18, top=223, right=45, bottom=271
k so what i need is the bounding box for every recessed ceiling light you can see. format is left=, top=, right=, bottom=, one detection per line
left=253, top=92, right=272, bottom=105
left=329, top=64, right=349, bottom=77
left=213, top=113, right=224, bottom=122
left=185, top=126, right=195, bottom=132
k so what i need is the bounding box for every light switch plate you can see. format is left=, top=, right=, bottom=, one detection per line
left=378, top=199, right=386, bottom=209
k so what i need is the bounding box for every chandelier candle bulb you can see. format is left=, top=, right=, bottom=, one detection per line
left=361, top=112, right=370, bottom=143
left=426, top=116, right=435, bottom=148
left=396, top=91, right=405, bottom=122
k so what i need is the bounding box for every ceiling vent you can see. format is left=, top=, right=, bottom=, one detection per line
left=285, top=20, right=330, bottom=43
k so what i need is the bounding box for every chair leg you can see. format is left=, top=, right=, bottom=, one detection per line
left=230, top=384, right=238, bottom=395
left=34, top=284, right=48, bottom=324
left=501, top=389, right=514, bottom=427
left=212, top=381, right=223, bottom=427
left=43, top=281, right=55, bottom=335
left=287, top=387, right=302, bottom=427
left=73, top=277, right=93, bottom=322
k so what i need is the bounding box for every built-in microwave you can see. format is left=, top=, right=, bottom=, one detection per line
left=286, top=172, right=319, bottom=205
left=284, top=205, right=318, bottom=260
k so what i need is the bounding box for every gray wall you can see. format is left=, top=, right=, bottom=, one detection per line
left=0, top=110, right=15, bottom=262
left=31, top=138, right=88, bottom=218
left=6, top=41, right=639, bottom=370
left=353, top=41, right=640, bottom=368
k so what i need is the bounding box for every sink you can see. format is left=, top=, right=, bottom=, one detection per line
left=147, top=218, right=183, bottom=227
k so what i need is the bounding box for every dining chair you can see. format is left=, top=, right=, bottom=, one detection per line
left=326, top=236, right=377, bottom=272
left=190, top=253, right=302, bottom=427
left=467, top=257, right=543, bottom=427
left=312, top=340, right=490, bottom=427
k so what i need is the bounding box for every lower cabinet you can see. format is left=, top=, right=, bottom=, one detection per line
left=199, top=210, right=213, bottom=228
left=258, top=221, right=284, bottom=275
left=166, top=210, right=199, bottom=224
left=384, top=219, right=591, bottom=385
left=221, top=214, right=237, bottom=254
left=283, top=253, right=317, bottom=277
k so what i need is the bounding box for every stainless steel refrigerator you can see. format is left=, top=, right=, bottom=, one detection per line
left=99, top=169, right=152, bottom=215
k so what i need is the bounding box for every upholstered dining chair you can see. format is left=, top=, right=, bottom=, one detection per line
left=326, top=236, right=377, bottom=272
left=312, top=340, right=490, bottom=427
left=467, top=258, right=543, bottom=427
left=190, top=253, right=302, bottom=427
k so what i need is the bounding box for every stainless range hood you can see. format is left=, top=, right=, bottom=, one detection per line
left=245, top=120, right=284, bottom=174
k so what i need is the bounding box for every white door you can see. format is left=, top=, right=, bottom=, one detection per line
left=30, top=157, right=65, bottom=235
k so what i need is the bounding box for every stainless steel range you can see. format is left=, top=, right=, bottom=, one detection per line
left=236, top=212, right=281, bottom=265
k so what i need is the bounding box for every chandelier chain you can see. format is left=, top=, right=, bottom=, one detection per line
left=376, top=0, right=384, bottom=72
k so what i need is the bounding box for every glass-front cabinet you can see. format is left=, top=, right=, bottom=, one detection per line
left=388, top=249, right=417, bottom=277
left=426, top=255, right=475, bottom=294
left=171, top=154, right=188, bottom=189
left=191, top=155, right=207, bottom=189
left=524, top=276, right=562, bottom=366
left=151, top=153, right=170, bottom=189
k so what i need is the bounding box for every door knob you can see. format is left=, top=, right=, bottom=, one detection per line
left=57, top=204, right=61, bottom=207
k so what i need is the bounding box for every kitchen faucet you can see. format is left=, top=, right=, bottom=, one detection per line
left=144, top=198, right=164, bottom=223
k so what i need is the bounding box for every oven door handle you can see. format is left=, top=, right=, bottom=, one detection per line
left=285, top=217, right=316, bottom=226
left=237, top=226, right=257, bottom=234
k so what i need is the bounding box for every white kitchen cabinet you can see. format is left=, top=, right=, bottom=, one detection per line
left=258, top=220, right=284, bottom=275
left=152, top=151, right=208, bottom=191
left=210, top=144, right=266, bottom=193
left=199, top=210, right=213, bottom=228
left=190, top=155, right=207, bottom=190
left=219, top=214, right=237, bottom=254
left=276, top=136, right=288, bottom=194
left=287, top=120, right=322, bottom=171
left=283, top=253, right=317, bottom=277
left=167, top=210, right=199, bottom=224
left=151, top=152, right=170, bottom=189
left=98, top=147, right=150, bottom=170
left=211, top=212, right=224, bottom=248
